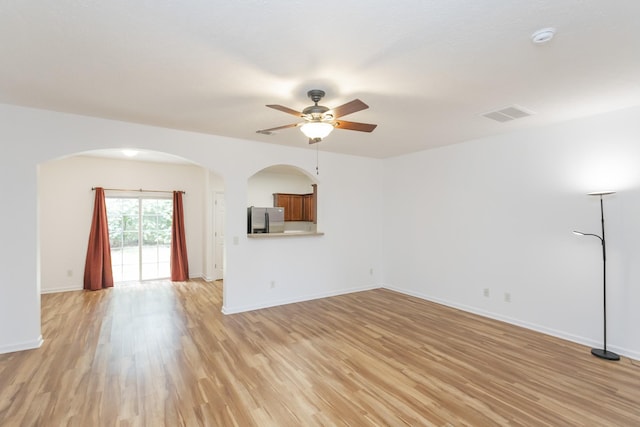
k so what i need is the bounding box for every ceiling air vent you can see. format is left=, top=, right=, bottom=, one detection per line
left=481, top=105, right=534, bottom=123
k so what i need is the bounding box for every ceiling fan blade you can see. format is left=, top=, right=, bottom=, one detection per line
left=266, top=104, right=304, bottom=117
left=335, top=120, right=377, bottom=132
left=330, top=99, right=369, bottom=118
left=256, top=123, right=299, bottom=134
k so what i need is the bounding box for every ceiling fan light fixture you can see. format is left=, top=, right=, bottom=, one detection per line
left=258, top=90, right=375, bottom=141
left=300, top=121, right=335, bottom=140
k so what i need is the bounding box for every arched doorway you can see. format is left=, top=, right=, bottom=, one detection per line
left=37, top=148, right=225, bottom=292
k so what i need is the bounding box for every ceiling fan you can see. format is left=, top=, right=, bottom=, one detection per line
left=256, top=89, right=377, bottom=144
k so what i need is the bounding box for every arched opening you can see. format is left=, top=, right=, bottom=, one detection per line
left=37, top=148, right=225, bottom=293
left=247, top=164, right=318, bottom=234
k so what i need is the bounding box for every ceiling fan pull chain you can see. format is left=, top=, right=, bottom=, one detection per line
left=316, top=143, right=320, bottom=175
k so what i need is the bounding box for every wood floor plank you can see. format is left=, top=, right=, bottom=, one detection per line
left=1, top=280, right=639, bottom=426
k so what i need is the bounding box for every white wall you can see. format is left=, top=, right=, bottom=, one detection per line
left=38, top=155, right=213, bottom=293
left=383, top=106, right=640, bottom=360
left=4, top=101, right=640, bottom=360
left=0, top=104, right=384, bottom=353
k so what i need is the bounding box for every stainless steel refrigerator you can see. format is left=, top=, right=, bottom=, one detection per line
left=247, top=206, right=285, bottom=234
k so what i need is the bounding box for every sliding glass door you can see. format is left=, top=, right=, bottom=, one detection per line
left=106, top=197, right=173, bottom=283
left=141, top=199, right=172, bottom=280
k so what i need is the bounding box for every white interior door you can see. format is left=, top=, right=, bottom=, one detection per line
left=213, top=192, right=225, bottom=280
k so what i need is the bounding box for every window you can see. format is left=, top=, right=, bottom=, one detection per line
left=106, top=197, right=172, bottom=283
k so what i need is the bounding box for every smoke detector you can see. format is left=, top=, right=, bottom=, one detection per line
left=531, top=27, right=556, bottom=44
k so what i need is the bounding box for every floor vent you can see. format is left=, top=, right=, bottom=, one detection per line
left=482, top=105, right=534, bottom=122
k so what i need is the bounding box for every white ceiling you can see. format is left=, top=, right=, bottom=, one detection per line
left=1, top=1, right=639, bottom=159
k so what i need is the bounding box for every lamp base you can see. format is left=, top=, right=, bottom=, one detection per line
left=591, top=348, right=620, bottom=361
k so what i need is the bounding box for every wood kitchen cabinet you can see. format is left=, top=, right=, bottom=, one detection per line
left=273, top=193, right=305, bottom=221
left=274, top=185, right=317, bottom=223
left=303, top=194, right=314, bottom=222
left=290, top=195, right=304, bottom=220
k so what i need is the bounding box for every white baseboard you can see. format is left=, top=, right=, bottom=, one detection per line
left=41, top=285, right=82, bottom=294
left=42, top=275, right=214, bottom=293
left=383, top=285, right=640, bottom=362
left=222, top=284, right=382, bottom=315
left=0, top=335, right=43, bottom=355
left=201, top=274, right=223, bottom=282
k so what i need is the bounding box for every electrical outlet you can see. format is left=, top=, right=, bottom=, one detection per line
left=270, top=281, right=275, bottom=289
left=369, top=268, right=374, bottom=276
left=504, top=292, right=511, bottom=303
left=67, top=270, right=73, bottom=277
left=483, top=288, right=490, bottom=298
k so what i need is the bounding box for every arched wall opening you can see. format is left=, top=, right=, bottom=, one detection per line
left=37, top=148, right=226, bottom=294
left=248, top=164, right=319, bottom=234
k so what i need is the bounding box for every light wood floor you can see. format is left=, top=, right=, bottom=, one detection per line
left=1, top=280, right=639, bottom=426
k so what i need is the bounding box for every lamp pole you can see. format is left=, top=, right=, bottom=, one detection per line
left=573, top=191, right=619, bottom=361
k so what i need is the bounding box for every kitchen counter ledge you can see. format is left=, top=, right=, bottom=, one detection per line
left=247, top=232, right=324, bottom=238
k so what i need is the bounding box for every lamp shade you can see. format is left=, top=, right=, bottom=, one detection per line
left=300, top=121, right=334, bottom=139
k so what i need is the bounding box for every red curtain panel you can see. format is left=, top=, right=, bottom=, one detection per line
left=83, top=187, right=114, bottom=290
left=170, top=191, right=189, bottom=281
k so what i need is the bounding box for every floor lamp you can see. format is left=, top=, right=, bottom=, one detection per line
left=573, top=191, right=620, bottom=361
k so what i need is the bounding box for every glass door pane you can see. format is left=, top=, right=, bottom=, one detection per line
left=141, top=198, right=172, bottom=280
left=107, top=198, right=140, bottom=283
